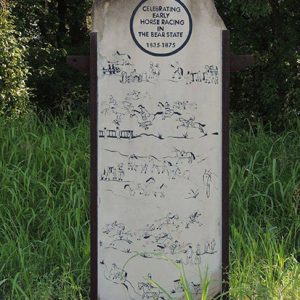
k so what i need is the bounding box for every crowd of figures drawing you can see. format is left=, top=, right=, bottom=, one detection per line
left=99, top=91, right=219, bottom=139
left=100, top=262, right=203, bottom=299
left=99, top=211, right=217, bottom=299
left=99, top=50, right=220, bottom=299
left=100, top=211, right=217, bottom=258
left=100, top=148, right=214, bottom=200
left=101, top=94, right=198, bottom=129
left=102, top=51, right=219, bottom=85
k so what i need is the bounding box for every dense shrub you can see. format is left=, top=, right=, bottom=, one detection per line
left=0, top=11, right=31, bottom=118
left=4, top=0, right=300, bottom=124
left=27, top=44, right=89, bottom=118
left=216, top=0, right=300, bottom=127
left=10, top=0, right=91, bottom=117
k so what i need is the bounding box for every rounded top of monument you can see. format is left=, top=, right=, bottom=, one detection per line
left=92, top=0, right=226, bottom=33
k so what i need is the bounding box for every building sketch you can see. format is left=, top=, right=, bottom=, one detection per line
left=170, top=62, right=219, bottom=85
left=99, top=128, right=134, bottom=139
left=102, top=51, right=160, bottom=84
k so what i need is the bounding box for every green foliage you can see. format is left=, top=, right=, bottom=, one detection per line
left=0, top=11, right=31, bottom=118
left=0, top=115, right=89, bottom=299
left=4, top=0, right=300, bottom=122
left=215, top=0, right=300, bottom=127
left=9, top=0, right=92, bottom=116
left=229, top=118, right=300, bottom=298
left=27, top=43, right=89, bottom=117
left=0, top=115, right=299, bottom=299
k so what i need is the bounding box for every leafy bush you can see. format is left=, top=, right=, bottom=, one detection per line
left=9, top=0, right=91, bottom=117
left=27, top=43, right=89, bottom=118
left=216, top=0, right=300, bottom=127
left=0, top=11, right=31, bottom=118
left=4, top=0, right=300, bottom=123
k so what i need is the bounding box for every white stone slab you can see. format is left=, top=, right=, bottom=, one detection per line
left=93, top=1, right=226, bottom=299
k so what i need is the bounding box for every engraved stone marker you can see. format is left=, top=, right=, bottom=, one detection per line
left=92, top=0, right=229, bottom=299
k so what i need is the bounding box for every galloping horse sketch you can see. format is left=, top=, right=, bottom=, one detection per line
left=156, top=213, right=180, bottom=230
left=101, top=96, right=134, bottom=126
left=102, top=221, right=133, bottom=247
left=177, top=116, right=206, bottom=133
left=138, top=281, right=166, bottom=299
left=185, top=211, right=202, bottom=228
left=130, top=105, right=162, bottom=130
left=124, top=178, right=167, bottom=198
left=157, top=102, right=182, bottom=120
left=138, top=274, right=166, bottom=300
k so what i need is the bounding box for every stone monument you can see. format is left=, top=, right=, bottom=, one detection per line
left=91, top=0, right=230, bottom=299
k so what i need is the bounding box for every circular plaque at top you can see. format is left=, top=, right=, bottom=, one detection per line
left=130, top=0, right=193, bottom=57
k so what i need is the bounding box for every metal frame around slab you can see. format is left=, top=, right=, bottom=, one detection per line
left=221, top=29, right=230, bottom=300
left=90, top=31, right=98, bottom=300
left=90, top=30, right=231, bottom=300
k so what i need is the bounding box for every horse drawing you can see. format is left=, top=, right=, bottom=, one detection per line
left=157, top=102, right=181, bottom=120
left=174, top=148, right=196, bottom=164
left=130, top=105, right=162, bottom=130
left=177, top=116, right=206, bottom=133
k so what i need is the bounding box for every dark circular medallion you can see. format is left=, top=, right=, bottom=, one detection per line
left=130, top=0, right=193, bottom=57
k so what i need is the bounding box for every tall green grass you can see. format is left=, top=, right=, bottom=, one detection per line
left=0, top=116, right=90, bottom=299
left=229, top=120, right=300, bottom=299
left=0, top=115, right=299, bottom=299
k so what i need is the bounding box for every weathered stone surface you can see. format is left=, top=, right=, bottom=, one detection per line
left=94, top=1, right=226, bottom=299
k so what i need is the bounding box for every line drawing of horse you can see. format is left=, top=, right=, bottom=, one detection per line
left=100, top=96, right=134, bottom=126
left=124, top=178, right=167, bottom=198
left=156, top=212, right=180, bottom=230
left=137, top=224, right=156, bottom=240
left=174, top=148, right=196, bottom=164
left=161, top=160, right=183, bottom=180
left=128, top=154, right=139, bottom=171
left=157, top=102, right=182, bottom=120
left=138, top=278, right=166, bottom=300
left=171, top=279, right=184, bottom=294
left=102, top=262, right=140, bottom=299
left=184, top=211, right=202, bottom=228
left=170, top=62, right=184, bottom=80
left=130, top=105, right=162, bottom=130
left=147, top=156, right=163, bottom=174
left=177, top=116, right=206, bottom=133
